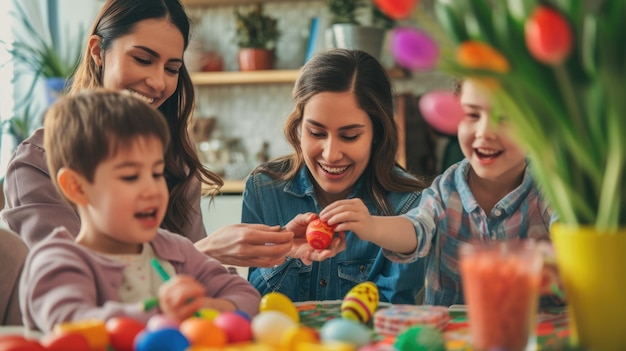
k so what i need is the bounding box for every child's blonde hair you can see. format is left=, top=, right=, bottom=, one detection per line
left=44, top=89, right=170, bottom=199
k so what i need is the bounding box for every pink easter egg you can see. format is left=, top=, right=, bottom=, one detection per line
left=391, top=27, right=439, bottom=71
left=418, top=91, right=464, bottom=135
left=146, top=314, right=180, bottom=331
left=212, top=311, right=253, bottom=343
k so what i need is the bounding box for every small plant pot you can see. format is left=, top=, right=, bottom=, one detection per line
left=238, top=48, right=274, bottom=71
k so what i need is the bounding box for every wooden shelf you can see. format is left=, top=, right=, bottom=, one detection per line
left=203, top=179, right=246, bottom=195
left=190, top=69, right=301, bottom=86
left=182, top=0, right=317, bottom=7
left=190, top=67, right=409, bottom=86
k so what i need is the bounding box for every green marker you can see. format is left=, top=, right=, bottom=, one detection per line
left=149, top=257, right=201, bottom=317
left=151, top=258, right=171, bottom=282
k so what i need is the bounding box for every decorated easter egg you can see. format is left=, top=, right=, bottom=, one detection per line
left=279, top=325, right=319, bottom=350
left=320, top=318, right=372, bottom=347
left=251, top=311, right=297, bottom=347
left=196, top=308, right=220, bottom=321
left=53, top=320, right=108, bottom=350
left=146, top=314, right=179, bottom=331
left=306, top=219, right=336, bottom=249
left=212, top=311, right=253, bottom=343
left=394, top=325, right=445, bottom=351
left=179, top=317, right=227, bottom=348
left=134, top=328, right=189, bottom=351
left=105, top=317, right=145, bottom=351
left=259, top=291, right=300, bottom=323
left=41, top=332, right=90, bottom=351
left=341, top=281, right=379, bottom=323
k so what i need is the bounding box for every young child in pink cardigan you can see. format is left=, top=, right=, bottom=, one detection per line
left=20, top=90, right=260, bottom=332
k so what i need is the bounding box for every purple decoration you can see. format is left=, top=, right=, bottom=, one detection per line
left=390, top=27, right=439, bottom=71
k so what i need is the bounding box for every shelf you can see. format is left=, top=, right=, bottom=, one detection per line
left=182, top=0, right=317, bottom=7
left=203, top=179, right=246, bottom=195
left=190, top=69, right=301, bottom=86
left=190, top=67, right=409, bottom=86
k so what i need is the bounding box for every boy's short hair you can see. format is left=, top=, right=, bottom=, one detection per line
left=44, top=89, right=171, bottom=195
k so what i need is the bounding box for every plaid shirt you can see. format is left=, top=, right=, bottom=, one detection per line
left=385, top=159, right=554, bottom=306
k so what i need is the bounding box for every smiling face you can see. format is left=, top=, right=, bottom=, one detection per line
left=76, top=136, right=168, bottom=254
left=457, top=80, right=526, bottom=182
left=301, top=91, right=373, bottom=205
left=90, top=18, right=184, bottom=108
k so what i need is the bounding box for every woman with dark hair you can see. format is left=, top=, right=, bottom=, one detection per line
left=2, top=0, right=293, bottom=266
left=243, top=49, right=428, bottom=303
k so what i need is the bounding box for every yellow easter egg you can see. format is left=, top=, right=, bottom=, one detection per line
left=341, top=281, right=379, bottom=323
left=259, top=292, right=300, bottom=323
left=53, top=319, right=108, bottom=350
left=279, top=325, right=319, bottom=351
left=197, top=307, right=220, bottom=321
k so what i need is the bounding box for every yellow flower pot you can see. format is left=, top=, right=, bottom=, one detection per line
left=551, top=223, right=626, bottom=350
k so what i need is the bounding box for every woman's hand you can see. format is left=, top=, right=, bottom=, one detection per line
left=284, top=213, right=347, bottom=265
left=157, top=275, right=206, bottom=322
left=194, top=224, right=294, bottom=267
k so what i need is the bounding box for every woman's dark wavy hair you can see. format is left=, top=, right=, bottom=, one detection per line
left=255, top=49, right=427, bottom=215
left=69, top=0, right=222, bottom=234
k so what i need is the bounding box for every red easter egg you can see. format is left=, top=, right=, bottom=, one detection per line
left=0, top=335, right=45, bottom=351
left=306, top=219, right=336, bottom=250
left=41, top=332, right=90, bottom=351
left=105, top=317, right=145, bottom=351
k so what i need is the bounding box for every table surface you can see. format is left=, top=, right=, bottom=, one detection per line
left=296, top=301, right=572, bottom=351
left=0, top=303, right=572, bottom=350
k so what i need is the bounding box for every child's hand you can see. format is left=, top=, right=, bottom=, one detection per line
left=157, top=275, right=205, bottom=321
left=319, top=199, right=377, bottom=242
left=284, top=213, right=346, bottom=265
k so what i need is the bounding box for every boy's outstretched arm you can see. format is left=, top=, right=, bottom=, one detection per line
left=319, top=198, right=417, bottom=254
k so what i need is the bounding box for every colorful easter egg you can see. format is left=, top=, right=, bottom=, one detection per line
left=251, top=311, right=297, bottom=347
left=212, top=311, right=253, bottom=343
left=306, top=219, right=336, bottom=250
left=53, top=320, right=108, bottom=351
left=373, top=0, right=418, bottom=19
left=105, top=317, right=145, bottom=351
left=320, top=318, right=372, bottom=347
left=179, top=317, right=227, bottom=347
left=341, top=281, right=379, bottom=323
left=259, top=291, right=300, bottom=323
left=394, top=325, right=445, bottom=351
left=134, top=328, right=189, bottom=351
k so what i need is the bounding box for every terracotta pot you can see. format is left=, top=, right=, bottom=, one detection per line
left=551, top=223, right=626, bottom=351
left=238, top=48, right=274, bottom=71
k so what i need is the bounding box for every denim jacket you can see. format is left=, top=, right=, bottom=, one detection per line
left=242, top=166, right=425, bottom=304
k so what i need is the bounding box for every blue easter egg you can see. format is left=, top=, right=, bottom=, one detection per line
left=320, top=318, right=371, bottom=347
left=134, top=328, right=189, bottom=351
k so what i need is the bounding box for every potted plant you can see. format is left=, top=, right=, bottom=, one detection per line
left=234, top=4, right=280, bottom=71
left=5, top=3, right=81, bottom=105
left=327, top=0, right=395, bottom=61
left=379, top=0, right=626, bottom=349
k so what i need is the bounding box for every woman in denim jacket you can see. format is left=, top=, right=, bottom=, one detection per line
left=243, top=49, right=428, bottom=303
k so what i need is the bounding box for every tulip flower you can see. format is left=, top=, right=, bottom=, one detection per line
left=456, top=41, right=510, bottom=73
left=373, top=0, right=418, bottom=20
left=525, top=6, right=573, bottom=65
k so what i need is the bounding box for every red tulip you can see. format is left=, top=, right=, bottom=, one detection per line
left=373, top=0, right=418, bottom=20
left=525, top=6, right=573, bottom=65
